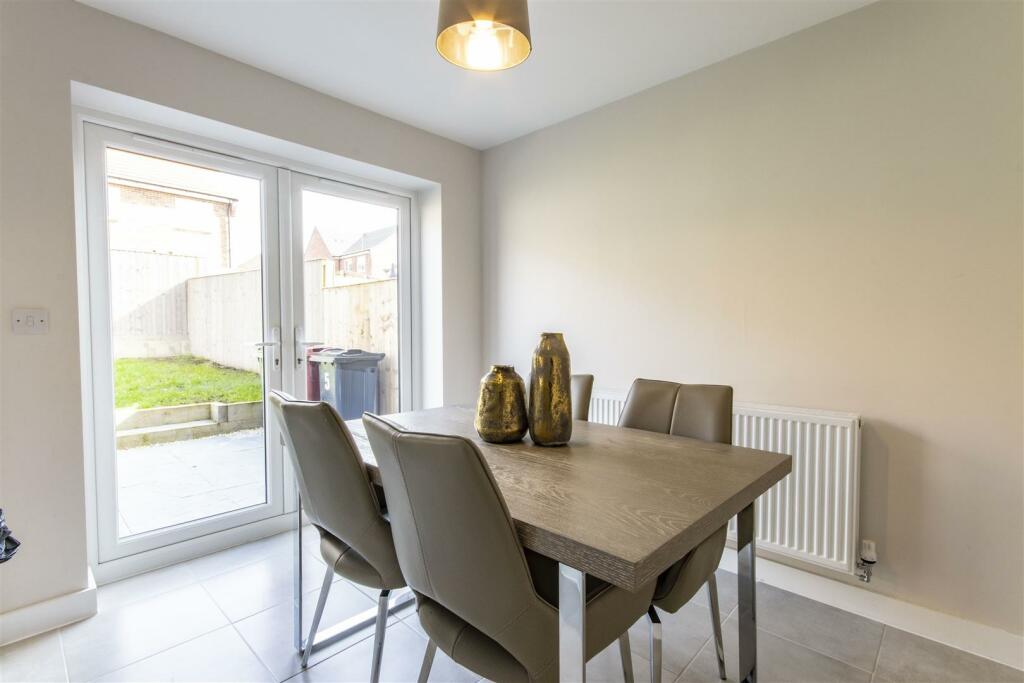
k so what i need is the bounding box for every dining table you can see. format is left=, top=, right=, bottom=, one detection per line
left=293, top=406, right=791, bottom=683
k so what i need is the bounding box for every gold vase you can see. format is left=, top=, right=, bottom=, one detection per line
left=528, top=332, right=572, bottom=446
left=475, top=365, right=528, bottom=444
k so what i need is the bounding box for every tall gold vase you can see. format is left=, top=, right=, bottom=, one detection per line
left=475, top=365, right=528, bottom=444
left=528, top=332, right=572, bottom=446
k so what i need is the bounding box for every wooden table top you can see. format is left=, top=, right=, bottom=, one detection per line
left=346, top=406, right=791, bottom=591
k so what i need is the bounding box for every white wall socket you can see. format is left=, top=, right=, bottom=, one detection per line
left=12, top=308, right=50, bottom=335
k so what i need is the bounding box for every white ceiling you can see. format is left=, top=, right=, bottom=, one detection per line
left=79, top=0, right=873, bottom=150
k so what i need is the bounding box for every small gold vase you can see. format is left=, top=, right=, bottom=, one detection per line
left=528, top=332, right=572, bottom=446
left=475, top=365, right=528, bottom=444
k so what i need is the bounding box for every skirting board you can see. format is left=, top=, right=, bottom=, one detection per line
left=719, top=549, right=1024, bottom=671
left=0, top=568, right=97, bottom=647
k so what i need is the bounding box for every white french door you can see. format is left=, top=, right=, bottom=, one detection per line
left=82, top=123, right=414, bottom=569
left=282, top=172, right=412, bottom=411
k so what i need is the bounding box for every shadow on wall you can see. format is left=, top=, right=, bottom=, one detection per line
left=860, top=419, right=907, bottom=588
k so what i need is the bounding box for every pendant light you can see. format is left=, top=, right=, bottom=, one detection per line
left=436, top=0, right=531, bottom=71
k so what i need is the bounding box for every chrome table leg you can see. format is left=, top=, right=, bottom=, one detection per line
left=647, top=606, right=662, bottom=683
left=559, top=563, right=587, bottom=682
left=294, top=491, right=304, bottom=651
left=737, top=503, right=757, bottom=683
left=707, top=574, right=726, bottom=680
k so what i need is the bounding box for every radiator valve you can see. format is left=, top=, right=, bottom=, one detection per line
left=856, top=539, right=877, bottom=583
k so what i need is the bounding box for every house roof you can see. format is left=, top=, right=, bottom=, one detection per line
left=307, top=225, right=396, bottom=258
left=340, top=227, right=394, bottom=256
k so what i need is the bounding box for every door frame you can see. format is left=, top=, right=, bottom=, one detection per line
left=82, top=122, right=287, bottom=563
left=74, top=110, right=422, bottom=582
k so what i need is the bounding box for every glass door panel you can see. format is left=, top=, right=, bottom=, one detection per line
left=289, top=175, right=411, bottom=416
left=84, top=123, right=284, bottom=562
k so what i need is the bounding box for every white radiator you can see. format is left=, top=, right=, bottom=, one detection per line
left=588, top=391, right=862, bottom=576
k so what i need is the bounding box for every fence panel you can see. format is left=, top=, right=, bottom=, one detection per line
left=187, top=269, right=263, bottom=373
left=110, top=250, right=197, bottom=358
left=319, top=278, right=399, bottom=414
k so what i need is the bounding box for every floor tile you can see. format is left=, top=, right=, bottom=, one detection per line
left=182, top=532, right=303, bottom=582
left=874, top=627, right=1023, bottom=683
left=288, top=621, right=478, bottom=683
left=201, top=550, right=326, bottom=622
left=234, top=579, right=381, bottom=680
left=0, top=631, right=67, bottom=683
left=627, top=600, right=716, bottom=674
left=61, top=583, right=228, bottom=682
left=679, top=612, right=871, bottom=683
left=587, top=637, right=673, bottom=683
left=97, top=561, right=197, bottom=612
left=93, top=626, right=274, bottom=682
left=755, top=581, right=884, bottom=672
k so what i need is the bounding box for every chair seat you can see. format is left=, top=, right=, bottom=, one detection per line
left=319, top=527, right=405, bottom=590
left=652, top=524, right=728, bottom=612
left=415, top=549, right=656, bottom=682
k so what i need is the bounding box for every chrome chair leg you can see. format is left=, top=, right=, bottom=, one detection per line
left=369, top=589, right=390, bottom=683
left=707, top=574, right=727, bottom=680
left=618, top=633, right=635, bottom=683
left=418, top=640, right=437, bottom=683
left=647, top=606, right=662, bottom=683
left=302, top=564, right=335, bottom=668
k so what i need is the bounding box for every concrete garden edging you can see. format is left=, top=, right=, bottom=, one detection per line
left=115, top=400, right=263, bottom=449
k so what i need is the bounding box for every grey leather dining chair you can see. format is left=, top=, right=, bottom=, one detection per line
left=363, top=412, right=658, bottom=683
left=571, top=374, right=595, bottom=421
left=618, top=378, right=733, bottom=681
left=268, top=391, right=405, bottom=679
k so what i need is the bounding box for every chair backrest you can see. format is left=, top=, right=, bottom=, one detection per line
left=362, top=413, right=556, bottom=675
left=570, top=374, right=594, bottom=421
left=618, top=378, right=733, bottom=444
left=268, top=391, right=401, bottom=585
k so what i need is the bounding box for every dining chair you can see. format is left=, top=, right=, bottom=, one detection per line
left=571, top=373, right=595, bottom=421
left=268, top=391, right=406, bottom=679
left=618, top=378, right=733, bottom=681
left=362, top=412, right=658, bottom=683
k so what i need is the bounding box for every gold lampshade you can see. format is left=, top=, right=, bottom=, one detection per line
left=436, top=0, right=531, bottom=71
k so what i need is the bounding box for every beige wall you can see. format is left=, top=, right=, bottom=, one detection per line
left=0, top=0, right=482, bottom=615
left=483, top=0, right=1023, bottom=635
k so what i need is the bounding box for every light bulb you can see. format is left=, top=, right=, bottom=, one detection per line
left=464, top=21, right=503, bottom=71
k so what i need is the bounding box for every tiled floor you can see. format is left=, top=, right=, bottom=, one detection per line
left=2, top=531, right=1021, bottom=683
left=116, top=430, right=265, bottom=536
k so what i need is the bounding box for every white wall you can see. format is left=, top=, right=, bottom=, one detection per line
left=0, top=0, right=482, bottom=617
left=482, top=0, right=1023, bottom=636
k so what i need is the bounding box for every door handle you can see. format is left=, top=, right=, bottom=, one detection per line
left=254, top=328, right=282, bottom=368
left=294, top=326, right=324, bottom=366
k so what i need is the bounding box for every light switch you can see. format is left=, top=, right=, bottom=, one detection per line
left=12, top=308, right=49, bottom=335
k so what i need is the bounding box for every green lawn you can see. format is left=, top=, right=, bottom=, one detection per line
left=115, top=356, right=263, bottom=409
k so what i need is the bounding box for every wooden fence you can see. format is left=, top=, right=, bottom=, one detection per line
left=110, top=250, right=196, bottom=358
left=304, top=261, right=398, bottom=414
left=113, top=254, right=399, bottom=413
left=186, top=269, right=263, bottom=373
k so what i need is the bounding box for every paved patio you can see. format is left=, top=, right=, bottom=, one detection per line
left=116, top=429, right=266, bottom=537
